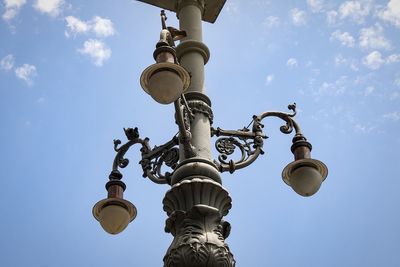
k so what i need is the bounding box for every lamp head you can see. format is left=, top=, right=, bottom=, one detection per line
left=92, top=198, right=137, bottom=235
left=282, top=158, right=328, bottom=197
left=140, top=62, right=190, bottom=104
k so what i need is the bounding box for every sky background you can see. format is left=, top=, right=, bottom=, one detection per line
left=1, top=0, right=400, bottom=266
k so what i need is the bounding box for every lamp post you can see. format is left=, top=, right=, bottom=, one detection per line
left=93, top=1, right=328, bottom=266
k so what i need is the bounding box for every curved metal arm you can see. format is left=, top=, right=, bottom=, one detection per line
left=212, top=103, right=302, bottom=174
left=112, top=127, right=179, bottom=185
left=256, top=103, right=302, bottom=135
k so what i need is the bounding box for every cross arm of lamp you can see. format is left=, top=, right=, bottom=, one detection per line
left=211, top=103, right=328, bottom=197
left=112, top=127, right=180, bottom=185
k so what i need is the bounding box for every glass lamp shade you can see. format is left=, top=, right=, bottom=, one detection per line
left=282, top=159, right=328, bottom=197
left=140, top=62, right=190, bottom=104
left=147, top=70, right=183, bottom=104
left=92, top=198, right=137, bottom=235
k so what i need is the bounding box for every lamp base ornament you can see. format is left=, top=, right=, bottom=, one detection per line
left=163, top=178, right=235, bottom=267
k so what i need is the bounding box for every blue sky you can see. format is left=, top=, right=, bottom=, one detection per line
left=1, top=0, right=400, bottom=266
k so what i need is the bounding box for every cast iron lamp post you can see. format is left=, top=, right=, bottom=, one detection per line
left=93, top=1, right=328, bottom=266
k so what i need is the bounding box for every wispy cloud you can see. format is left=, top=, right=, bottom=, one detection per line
left=390, top=91, right=400, bottom=100
left=262, top=16, right=280, bottom=28
left=65, top=16, right=115, bottom=38
left=290, top=8, right=306, bottom=26
left=339, top=0, right=371, bottom=24
left=15, top=64, right=37, bottom=85
left=378, top=0, right=400, bottom=28
left=395, top=77, right=400, bottom=87
left=307, top=0, right=324, bottom=13
left=362, top=51, right=400, bottom=70
left=326, top=10, right=338, bottom=25
left=330, top=30, right=355, bottom=47
left=362, top=51, right=385, bottom=70
left=265, top=74, right=274, bottom=86
left=364, top=85, right=374, bottom=96
left=2, top=0, right=26, bottom=22
left=33, top=0, right=64, bottom=17
left=225, top=1, right=239, bottom=16
left=37, top=96, right=46, bottom=103
left=317, top=76, right=347, bottom=96
left=65, top=16, right=90, bottom=37
left=0, top=54, right=15, bottom=71
left=386, top=54, right=400, bottom=64
left=286, top=58, right=298, bottom=68
left=78, top=39, right=111, bottom=66
left=335, top=54, right=359, bottom=71
left=359, top=24, right=392, bottom=50
left=383, top=111, right=400, bottom=122
left=353, top=123, right=377, bottom=134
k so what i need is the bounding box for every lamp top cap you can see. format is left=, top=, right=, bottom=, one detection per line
left=137, top=0, right=227, bottom=23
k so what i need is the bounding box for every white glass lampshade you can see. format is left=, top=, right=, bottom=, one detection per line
left=93, top=198, right=137, bottom=235
left=282, top=159, right=328, bottom=197
left=140, top=62, right=190, bottom=105
left=98, top=204, right=131, bottom=234
left=147, top=70, right=184, bottom=104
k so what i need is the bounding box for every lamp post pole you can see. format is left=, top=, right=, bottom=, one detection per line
left=162, top=1, right=236, bottom=265
left=93, top=1, right=328, bottom=266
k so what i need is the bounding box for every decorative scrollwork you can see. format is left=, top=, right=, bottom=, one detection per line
left=111, top=127, right=180, bottom=185
left=214, top=137, right=259, bottom=174
left=162, top=147, right=180, bottom=168
left=216, top=138, right=236, bottom=155
left=140, top=141, right=180, bottom=184
left=212, top=103, right=302, bottom=174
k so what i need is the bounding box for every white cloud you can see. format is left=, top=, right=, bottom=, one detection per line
left=334, top=54, right=359, bottom=70
left=326, top=10, right=338, bottom=25
left=0, top=54, right=14, bottom=71
left=286, top=58, right=298, bottom=68
left=395, top=77, right=400, bottom=87
left=33, top=0, right=64, bottom=17
left=92, top=16, right=114, bottom=37
left=2, top=0, right=26, bottom=21
left=307, top=0, right=324, bottom=13
left=317, top=76, right=347, bottom=96
left=290, top=8, right=306, bottom=26
left=37, top=96, right=45, bottom=103
left=65, top=16, right=90, bottom=37
left=330, top=30, right=355, bottom=47
left=364, top=86, right=374, bottom=96
left=362, top=51, right=385, bottom=70
left=263, top=16, right=280, bottom=28
left=359, top=24, right=391, bottom=50
left=362, top=51, right=400, bottom=69
left=378, top=0, right=400, bottom=28
left=65, top=16, right=115, bottom=38
left=15, top=64, right=37, bottom=85
left=339, top=0, right=371, bottom=23
left=265, top=74, right=274, bottom=85
left=354, top=123, right=376, bottom=134
left=383, top=111, right=400, bottom=122
left=386, top=54, right=400, bottom=63
left=78, top=39, right=111, bottom=66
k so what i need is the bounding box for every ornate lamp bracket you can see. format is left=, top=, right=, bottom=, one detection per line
left=112, top=127, right=180, bottom=185
left=212, top=103, right=304, bottom=174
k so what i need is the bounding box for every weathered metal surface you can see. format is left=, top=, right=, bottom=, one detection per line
left=163, top=179, right=235, bottom=266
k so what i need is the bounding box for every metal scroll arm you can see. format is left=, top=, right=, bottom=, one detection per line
left=212, top=103, right=302, bottom=174
left=112, top=127, right=180, bottom=185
